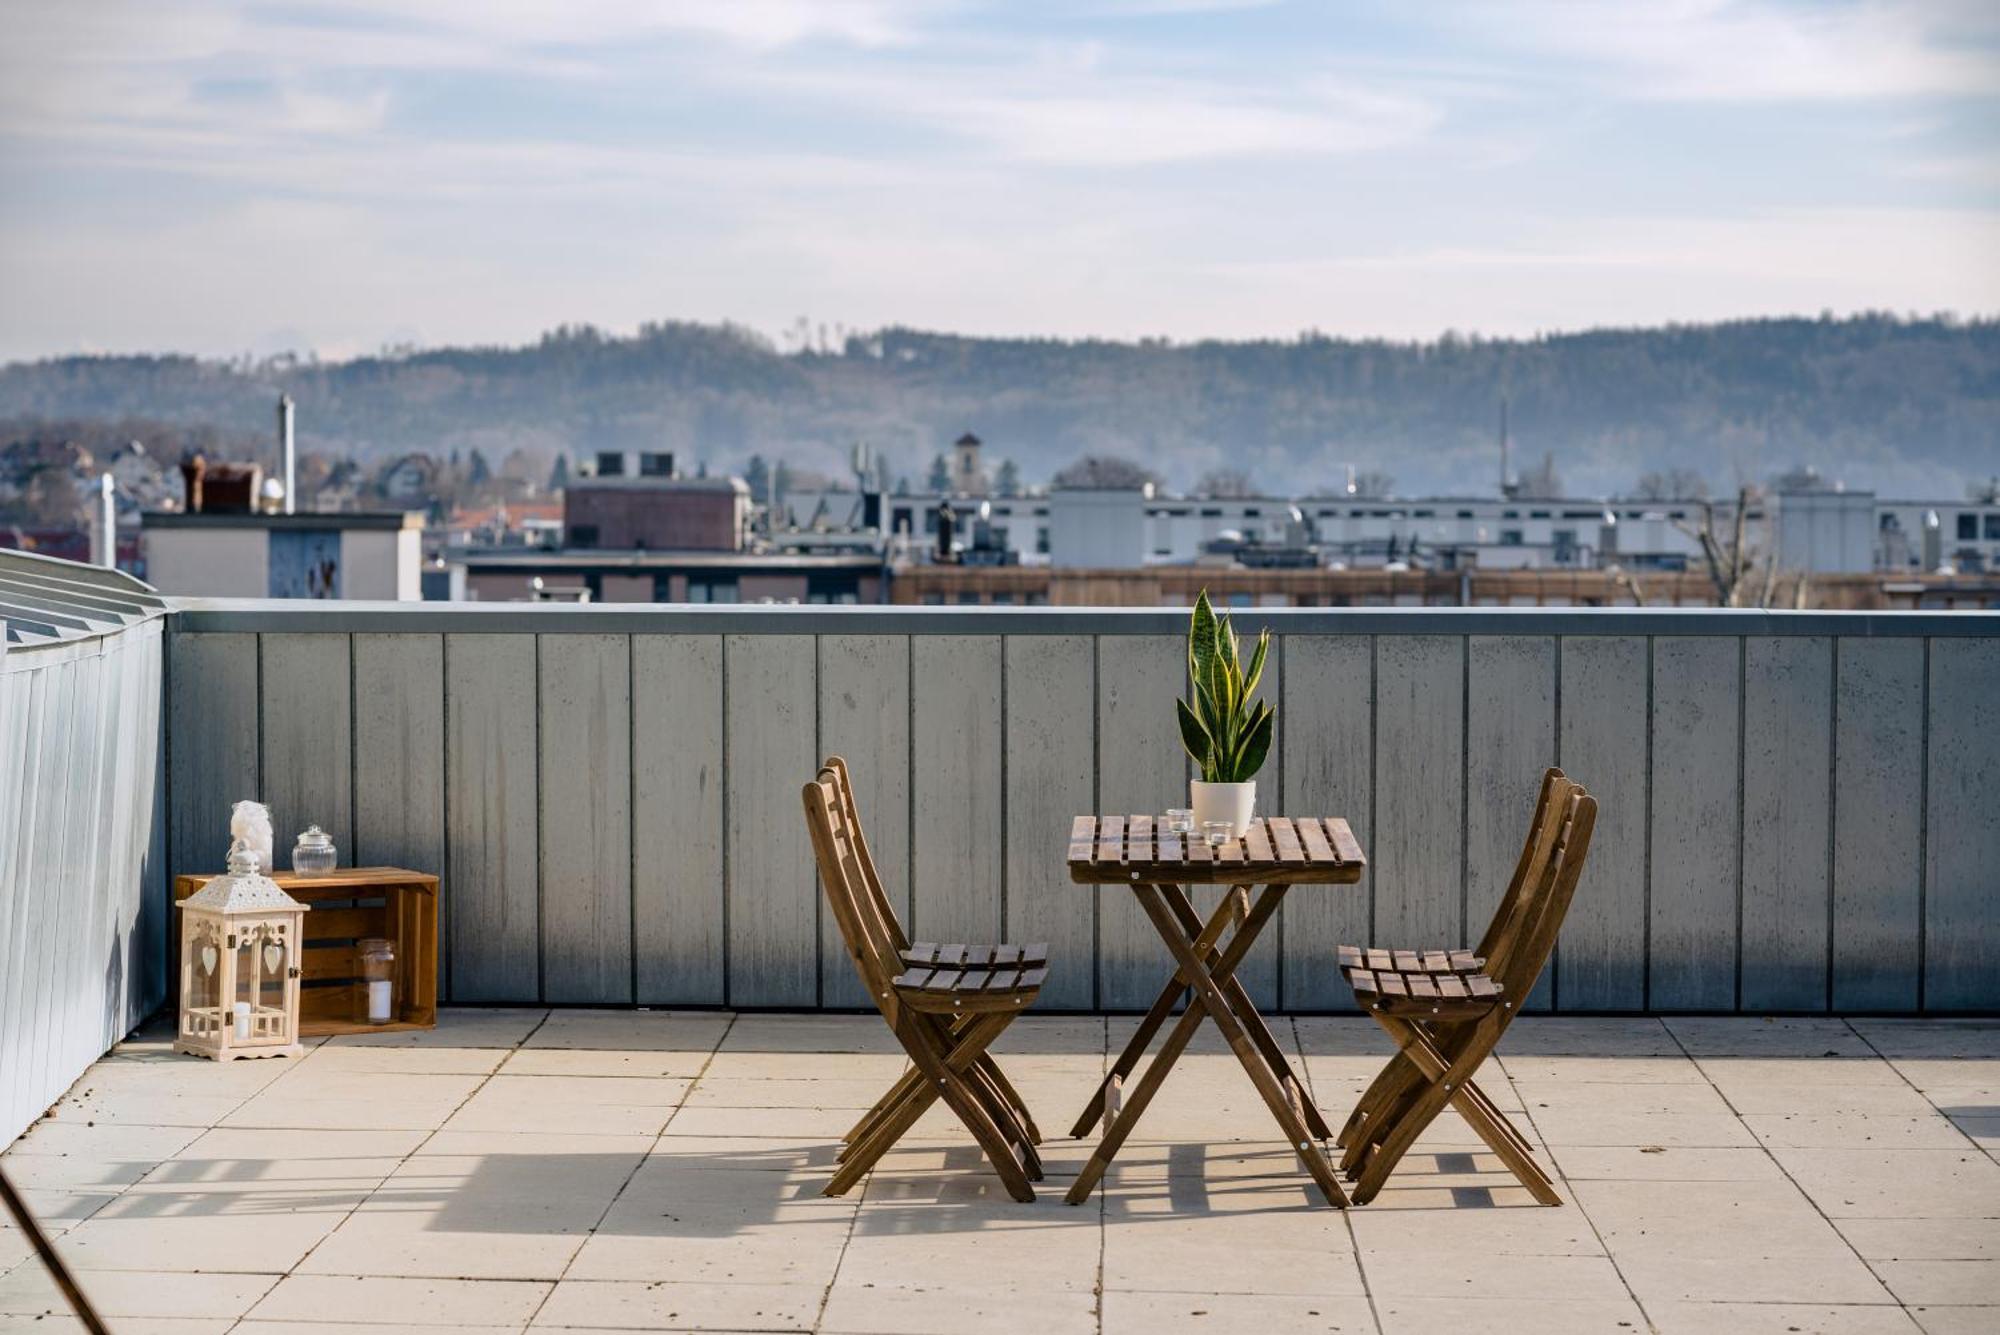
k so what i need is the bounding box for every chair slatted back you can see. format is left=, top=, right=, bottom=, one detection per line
left=803, top=769, right=902, bottom=1016
left=824, top=756, right=911, bottom=953
left=1486, top=788, right=1597, bottom=1005
left=1472, top=767, right=1567, bottom=961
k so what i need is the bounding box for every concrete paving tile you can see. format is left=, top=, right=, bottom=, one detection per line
left=718, top=1014, right=903, bottom=1054
left=441, top=1076, right=689, bottom=1137
left=162, top=1126, right=424, bottom=1179
left=1889, top=1059, right=2000, bottom=1094
left=43, top=1090, right=248, bottom=1128
left=415, top=1131, right=659, bottom=1158
left=92, top=1322, right=238, bottom=1335
left=679, top=1076, right=888, bottom=1110
left=1494, top=1018, right=1679, bottom=1056
left=1546, top=1144, right=1786, bottom=1181
left=1, top=1119, right=203, bottom=1164
left=820, top=1281, right=1097, bottom=1334
left=1871, top=1260, right=2000, bottom=1307
left=1769, top=1147, right=2000, bottom=1218
left=217, top=1097, right=469, bottom=1133
left=1373, top=1295, right=1649, bottom=1334
left=291, top=1044, right=508, bottom=1075
left=0, top=1266, right=279, bottom=1318
left=985, top=1015, right=1107, bottom=1057
left=1101, top=1290, right=1377, bottom=1334
left=643, top=1135, right=835, bottom=1173
left=0, top=1190, right=116, bottom=1230
left=697, top=1051, right=909, bottom=1081
left=523, top=1010, right=733, bottom=1054
left=1573, top=1177, right=1862, bottom=1261
left=1909, top=1307, right=2000, bottom=1334
left=327, top=1008, right=548, bottom=1048
left=659, top=1103, right=859, bottom=1139
left=250, top=1274, right=553, bottom=1326
left=1101, top=1187, right=1362, bottom=1295
left=839, top=1202, right=1100, bottom=1296
left=1838, top=1218, right=2000, bottom=1261
left=1667, top=1017, right=1875, bottom=1057
left=1499, top=1054, right=1705, bottom=1084
left=1949, top=1115, right=1999, bottom=1147
left=1745, top=1113, right=1975, bottom=1150
left=564, top=1159, right=855, bottom=1286
left=1699, top=1056, right=1907, bottom=1087
left=1361, top=1249, right=1627, bottom=1301
left=1851, top=1021, right=2000, bottom=1060
left=1512, top=1093, right=1748, bottom=1147
left=532, top=1279, right=820, bottom=1331
left=1347, top=1200, right=1606, bottom=1256
left=51, top=1205, right=350, bottom=1273
left=1615, top=1250, right=1894, bottom=1305
left=1716, top=1079, right=1941, bottom=1116
left=1645, top=1301, right=1921, bottom=1334
left=238, top=1325, right=525, bottom=1335
left=500, top=1049, right=712, bottom=1079
left=0, top=1317, right=91, bottom=1334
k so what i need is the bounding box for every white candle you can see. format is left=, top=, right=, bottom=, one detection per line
left=233, top=1001, right=252, bottom=1039
left=367, top=979, right=392, bottom=1024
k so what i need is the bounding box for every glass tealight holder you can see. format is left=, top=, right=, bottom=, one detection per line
left=1163, top=808, right=1194, bottom=835
left=1202, top=820, right=1233, bottom=847
left=357, top=938, right=395, bottom=1025
left=292, top=825, right=337, bottom=875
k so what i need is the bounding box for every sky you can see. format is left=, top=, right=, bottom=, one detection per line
left=1, top=0, right=1996, bottom=363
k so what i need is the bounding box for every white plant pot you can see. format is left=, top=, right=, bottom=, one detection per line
left=1190, top=780, right=1256, bottom=838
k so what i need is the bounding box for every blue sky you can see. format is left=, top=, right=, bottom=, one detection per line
left=1, top=0, right=1995, bottom=362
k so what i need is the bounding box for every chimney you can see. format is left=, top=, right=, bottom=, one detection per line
left=278, top=394, right=296, bottom=514
left=180, top=453, right=208, bottom=513
left=92, top=473, right=116, bottom=567
left=1499, top=395, right=1514, bottom=499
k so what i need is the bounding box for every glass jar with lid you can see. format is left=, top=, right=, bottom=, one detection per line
left=292, top=825, right=338, bottom=875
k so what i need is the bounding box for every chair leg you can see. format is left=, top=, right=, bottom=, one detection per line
left=975, top=1054, right=1042, bottom=1145
left=900, top=1012, right=1035, bottom=1203
left=1351, top=1011, right=1505, bottom=1205
left=828, top=1013, right=1028, bottom=1200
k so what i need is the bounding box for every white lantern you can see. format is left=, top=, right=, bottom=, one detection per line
left=175, top=845, right=308, bottom=1060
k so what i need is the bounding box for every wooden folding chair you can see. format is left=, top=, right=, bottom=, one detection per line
left=1334, top=768, right=1573, bottom=1161
left=803, top=762, right=1049, bottom=1201
left=1336, top=783, right=1597, bottom=1205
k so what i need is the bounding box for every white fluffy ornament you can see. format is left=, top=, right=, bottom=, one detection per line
left=229, top=799, right=274, bottom=870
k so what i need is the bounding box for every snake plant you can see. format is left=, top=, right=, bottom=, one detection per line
left=1175, top=590, right=1274, bottom=784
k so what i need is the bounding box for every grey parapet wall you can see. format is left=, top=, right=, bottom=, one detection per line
left=162, top=600, right=2000, bottom=1016
left=0, top=551, right=170, bottom=1145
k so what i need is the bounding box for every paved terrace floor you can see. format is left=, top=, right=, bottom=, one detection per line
left=2, top=1012, right=1996, bottom=1335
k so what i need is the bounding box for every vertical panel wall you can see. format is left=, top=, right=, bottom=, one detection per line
left=149, top=612, right=2000, bottom=1017
left=1, top=621, right=167, bottom=1147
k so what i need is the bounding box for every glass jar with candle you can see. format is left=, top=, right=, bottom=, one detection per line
left=356, top=938, right=395, bottom=1025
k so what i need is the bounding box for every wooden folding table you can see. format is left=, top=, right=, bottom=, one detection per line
left=1064, top=814, right=1366, bottom=1206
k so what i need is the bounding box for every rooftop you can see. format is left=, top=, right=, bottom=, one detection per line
left=3, top=1011, right=1994, bottom=1334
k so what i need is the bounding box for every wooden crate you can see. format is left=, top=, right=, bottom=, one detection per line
left=173, top=866, right=438, bottom=1037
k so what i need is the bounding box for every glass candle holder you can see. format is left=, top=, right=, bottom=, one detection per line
left=1163, top=808, right=1194, bottom=835
left=1202, top=820, right=1233, bottom=847
left=356, top=938, right=395, bottom=1025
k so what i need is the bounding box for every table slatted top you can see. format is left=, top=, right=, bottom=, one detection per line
left=1067, top=815, right=1365, bottom=885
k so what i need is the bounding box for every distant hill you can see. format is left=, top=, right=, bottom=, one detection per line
left=2, top=314, right=1994, bottom=498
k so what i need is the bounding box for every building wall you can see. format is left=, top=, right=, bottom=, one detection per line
left=164, top=603, right=2000, bottom=1014
left=142, top=527, right=269, bottom=597
left=564, top=485, right=744, bottom=550
left=338, top=527, right=420, bottom=600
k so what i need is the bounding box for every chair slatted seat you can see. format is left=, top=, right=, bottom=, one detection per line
left=1332, top=779, right=1597, bottom=1206
left=804, top=757, right=1048, bottom=1202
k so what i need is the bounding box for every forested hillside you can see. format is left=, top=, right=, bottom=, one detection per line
left=2, top=314, right=1992, bottom=497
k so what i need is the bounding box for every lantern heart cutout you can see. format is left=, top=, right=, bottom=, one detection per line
left=263, top=943, right=284, bottom=973
left=200, top=945, right=218, bottom=975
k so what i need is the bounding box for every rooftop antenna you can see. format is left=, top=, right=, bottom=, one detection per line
left=1499, top=395, right=1515, bottom=500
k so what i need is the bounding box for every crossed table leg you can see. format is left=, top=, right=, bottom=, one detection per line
left=1066, top=882, right=1348, bottom=1207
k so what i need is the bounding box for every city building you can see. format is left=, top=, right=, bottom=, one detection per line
left=143, top=509, right=425, bottom=599
left=564, top=450, right=750, bottom=550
